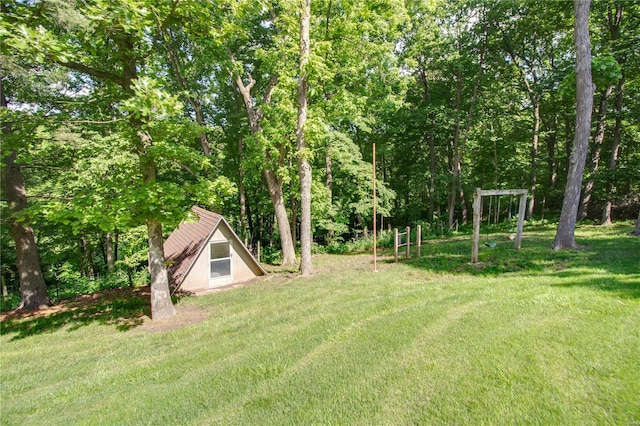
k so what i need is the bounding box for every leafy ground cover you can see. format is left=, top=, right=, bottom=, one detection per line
left=1, top=222, right=639, bottom=425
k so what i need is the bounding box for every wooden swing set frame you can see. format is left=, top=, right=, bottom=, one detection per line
left=471, top=188, right=528, bottom=263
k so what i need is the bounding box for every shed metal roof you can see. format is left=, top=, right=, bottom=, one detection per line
left=163, top=206, right=222, bottom=288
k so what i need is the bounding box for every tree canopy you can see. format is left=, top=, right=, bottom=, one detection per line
left=2, top=0, right=639, bottom=313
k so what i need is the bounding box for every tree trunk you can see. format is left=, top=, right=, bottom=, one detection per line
left=418, top=66, right=437, bottom=223
left=601, top=2, right=625, bottom=225
left=81, top=233, right=95, bottom=280
left=231, top=69, right=297, bottom=265
left=263, top=169, right=297, bottom=265
left=297, top=0, right=312, bottom=276
left=601, top=74, right=625, bottom=225
left=238, top=136, right=248, bottom=242
left=579, top=85, right=613, bottom=220
left=290, top=183, right=298, bottom=244
left=1, top=151, right=51, bottom=310
left=546, top=114, right=559, bottom=191
left=138, top=129, right=177, bottom=320
left=631, top=210, right=640, bottom=236
left=325, top=147, right=333, bottom=201
left=106, top=231, right=116, bottom=272
left=448, top=72, right=463, bottom=229
left=553, top=0, right=594, bottom=250
left=0, top=82, right=50, bottom=310
left=57, top=27, right=176, bottom=320
left=147, top=218, right=176, bottom=320
left=528, top=99, right=540, bottom=219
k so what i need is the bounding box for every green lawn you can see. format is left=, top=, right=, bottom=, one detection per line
left=2, top=223, right=639, bottom=425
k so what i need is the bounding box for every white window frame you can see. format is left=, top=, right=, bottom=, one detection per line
left=209, top=240, right=232, bottom=282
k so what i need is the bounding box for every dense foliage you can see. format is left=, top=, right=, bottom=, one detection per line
left=1, top=0, right=639, bottom=306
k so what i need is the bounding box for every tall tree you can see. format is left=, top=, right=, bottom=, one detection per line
left=297, top=0, right=312, bottom=275
left=224, top=2, right=298, bottom=266
left=0, top=80, right=51, bottom=310
left=5, top=0, right=211, bottom=319
left=553, top=0, right=594, bottom=250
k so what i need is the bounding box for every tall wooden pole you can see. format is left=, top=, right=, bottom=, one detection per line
left=373, top=143, right=377, bottom=272
left=471, top=188, right=482, bottom=263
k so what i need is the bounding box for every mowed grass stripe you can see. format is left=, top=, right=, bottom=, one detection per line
left=1, top=222, right=639, bottom=424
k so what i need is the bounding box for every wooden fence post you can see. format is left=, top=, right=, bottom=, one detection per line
left=472, top=188, right=482, bottom=263
left=417, top=225, right=422, bottom=257
left=394, top=228, right=399, bottom=263
left=406, top=226, right=411, bottom=260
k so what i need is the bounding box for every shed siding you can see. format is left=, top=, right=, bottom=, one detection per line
left=179, top=222, right=262, bottom=292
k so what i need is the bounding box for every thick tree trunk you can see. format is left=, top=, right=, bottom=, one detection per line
left=138, top=129, right=176, bottom=320
left=601, top=75, right=625, bottom=225
left=579, top=85, right=613, bottom=220
left=297, top=0, right=312, bottom=276
left=631, top=210, right=640, bottom=236
left=263, top=169, right=297, bottom=265
left=0, top=82, right=50, bottom=310
left=2, top=150, right=51, bottom=310
left=147, top=218, right=176, bottom=320
left=553, top=0, right=594, bottom=250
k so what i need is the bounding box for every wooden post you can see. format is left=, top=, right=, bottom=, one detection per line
left=257, top=240, right=261, bottom=263
left=406, top=226, right=411, bottom=260
left=417, top=225, right=422, bottom=257
left=394, top=228, right=399, bottom=263
left=515, top=192, right=527, bottom=249
left=472, top=188, right=482, bottom=263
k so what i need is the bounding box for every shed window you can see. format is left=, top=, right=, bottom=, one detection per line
left=210, top=241, right=231, bottom=279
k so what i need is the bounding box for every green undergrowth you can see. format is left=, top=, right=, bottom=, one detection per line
left=1, top=222, right=639, bottom=425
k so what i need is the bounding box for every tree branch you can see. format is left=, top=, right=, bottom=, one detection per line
left=57, top=60, right=126, bottom=87
left=263, top=74, right=279, bottom=105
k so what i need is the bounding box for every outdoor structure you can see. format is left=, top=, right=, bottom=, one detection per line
left=164, top=206, right=266, bottom=293
left=394, top=225, right=422, bottom=263
left=471, top=188, right=528, bottom=263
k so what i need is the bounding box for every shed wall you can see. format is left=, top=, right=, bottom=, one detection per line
left=179, top=223, right=262, bottom=292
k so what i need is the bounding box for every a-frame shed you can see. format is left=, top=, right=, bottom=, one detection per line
left=164, top=206, right=266, bottom=292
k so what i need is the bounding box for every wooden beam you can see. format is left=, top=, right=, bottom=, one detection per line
left=477, top=189, right=528, bottom=196
left=515, top=192, right=527, bottom=249
left=471, top=188, right=528, bottom=262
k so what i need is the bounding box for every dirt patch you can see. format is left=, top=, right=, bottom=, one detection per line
left=0, top=286, right=211, bottom=336
left=0, top=286, right=151, bottom=322
left=133, top=305, right=211, bottom=333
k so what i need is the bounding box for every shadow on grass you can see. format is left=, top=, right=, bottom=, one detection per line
left=550, top=274, right=640, bottom=299
left=397, top=226, right=640, bottom=297
left=0, top=286, right=187, bottom=341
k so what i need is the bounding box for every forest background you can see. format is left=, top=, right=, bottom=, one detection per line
left=1, top=0, right=639, bottom=314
